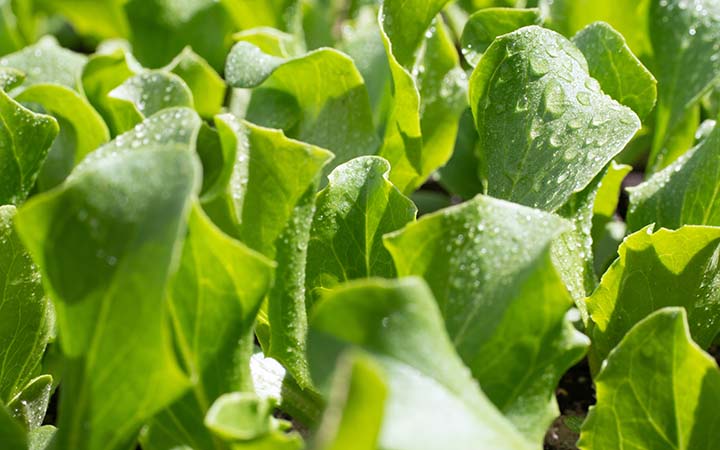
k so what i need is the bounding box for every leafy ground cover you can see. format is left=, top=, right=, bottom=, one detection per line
left=0, top=0, right=719, bottom=449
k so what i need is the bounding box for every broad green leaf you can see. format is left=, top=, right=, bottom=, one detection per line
left=468, top=26, right=640, bottom=212
left=628, top=121, right=720, bottom=231
left=573, top=22, right=657, bottom=121
left=0, top=402, right=26, bottom=450
left=226, top=43, right=379, bottom=176
left=308, top=277, right=534, bottom=450
left=649, top=0, right=720, bottom=171
left=232, top=28, right=302, bottom=58
left=591, top=161, right=631, bottom=273
left=142, top=204, right=275, bottom=450
left=7, top=375, right=52, bottom=429
left=0, top=74, right=58, bottom=204
left=107, top=71, right=193, bottom=133
left=124, top=0, right=235, bottom=70
left=200, top=114, right=333, bottom=388
left=205, top=392, right=303, bottom=450
left=539, top=0, right=652, bottom=58
left=220, top=0, right=299, bottom=32
left=37, top=0, right=129, bottom=38
left=16, top=84, right=110, bottom=190
left=0, top=206, right=50, bottom=404
left=14, top=108, right=203, bottom=450
left=378, top=1, right=468, bottom=193
left=384, top=196, right=588, bottom=442
left=312, top=352, right=386, bottom=450
left=461, top=8, right=541, bottom=67
left=81, top=48, right=138, bottom=136
left=0, top=0, right=28, bottom=56
left=338, top=6, right=392, bottom=127
left=587, top=226, right=720, bottom=371
left=436, top=109, right=484, bottom=199
left=166, top=47, right=226, bottom=118
left=579, top=308, right=720, bottom=450
left=0, top=36, right=86, bottom=90
left=305, top=156, right=416, bottom=306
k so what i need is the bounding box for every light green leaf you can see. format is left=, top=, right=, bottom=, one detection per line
left=579, top=308, right=720, bottom=450
left=469, top=25, right=640, bottom=212
left=573, top=21, right=657, bottom=121
left=81, top=48, right=138, bottom=136
left=591, top=161, right=631, bottom=273
left=124, top=0, right=235, bottom=70
left=461, top=8, right=541, bottom=67
left=628, top=121, right=720, bottom=231
left=142, top=204, right=275, bottom=450
left=28, top=425, right=55, bottom=450
left=37, top=0, right=129, bottom=38
left=305, top=156, right=416, bottom=306
left=312, top=352, right=386, bottom=450
left=14, top=108, right=203, bottom=450
left=107, top=71, right=193, bottom=133
left=0, top=36, right=86, bottom=91
left=226, top=43, right=379, bottom=176
left=200, top=114, right=333, bottom=388
left=0, top=206, right=50, bottom=406
left=378, top=1, right=468, bottom=193
left=220, top=0, right=299, bottom=32
left=539, top=0, right=652, bottom=58
left=0, top=402, right=26, bottom=450
left=384, top=195, right=588, bottom=442
left=649, top=0, right=720, bottom=171
left=205, top=392, right=303, bottom=450
left=0, top=0, right=28, bottom=56
left=0, top=73, right=58, bottom=205
left=7, top=375, right=52, bottom=429
left=166, top=47, right=226, bottom=119
left=587, top=226, right=720, bottom=371
left=308, top=277, right=534, bottom=450
left=16, top=84, right=110, bottom=190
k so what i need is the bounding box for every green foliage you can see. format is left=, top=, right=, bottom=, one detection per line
left=0, top=2, right=718, bottom=449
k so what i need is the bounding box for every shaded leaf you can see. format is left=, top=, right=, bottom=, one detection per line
left=461, top=8, right=541, bottom=67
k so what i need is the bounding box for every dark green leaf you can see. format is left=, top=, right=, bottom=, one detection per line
left=461, top=8, right=541, bottom=67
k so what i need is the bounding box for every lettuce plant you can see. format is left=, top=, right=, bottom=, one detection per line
left=0, top=1, right=719, bottom=450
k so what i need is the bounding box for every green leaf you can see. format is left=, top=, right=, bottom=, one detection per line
left=124, top=0, right=235, bottom=70
left=461, top=8, right=541, bottom=67
left=220, top=0, right=299, bottom=32
left=205, top=392, right=303, bottom=450
left=0, top=401, right=26, bottom=450
left=579, top=308, right=720, bottom=450
left=305, top=156, right=416, bottom=306
left=200, top=113, right=333, bottom=388
left=539, top=0, right=652, bottom=59
left=7, top=375, right=52, bottom=429
left=378, top=2, right=468, bottom=193
left=14, top=108, right=203, bottom=450
left=28, top=425, right=55, bottom=450
left=16, top=84, right=110, bottom=190
left=226, top=43, right=379, bottom=176
left=587, top=226, right=720, bottom=372
left=107, top=71, right=193, bottom=133
left=166, top=47, right=226, bottom=119
left=649, top=0, right=720, bottom=171
left=312, top=352, right=386, bottom=450
left=0, top=0, right=29, bottom=56
left=628, top=121, right=720, bottom=231
left=0, top=206, right=50, bottom=404
left=81, top=48, right=138, bottom=136
left=0, top=36, right=87, bottom=90
left=436, top=108, right=484, bottom=199
left=384, top=195, right=588, bottom=442
left=38, top=0, right=129, bottom=38
left=572, top=21, right=657, bottom=121
left=142, top=204, right=275, bottom=450
left=308, top=277, right=534, bottom=450
left=468, top=25, right=640, bottom=212
left=0, top=72, right=59, bottom=205
left=591, top=161, right=631, bottom=274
